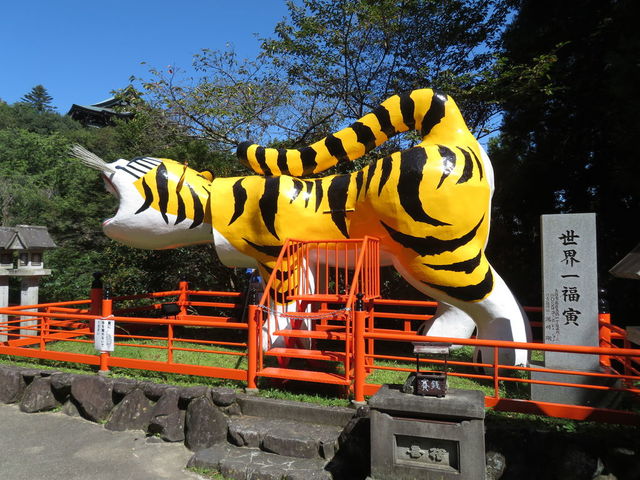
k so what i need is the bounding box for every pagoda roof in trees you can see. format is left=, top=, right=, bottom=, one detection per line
left=67, top=97, right=133, bottom=127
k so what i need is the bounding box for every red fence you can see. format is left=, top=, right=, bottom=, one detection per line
left=1, top=245, right=639, bottom=425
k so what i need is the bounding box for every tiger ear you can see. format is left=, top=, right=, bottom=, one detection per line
left=199, top=170, right=215, bottom=181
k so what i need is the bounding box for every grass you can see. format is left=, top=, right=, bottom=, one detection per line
left=0, top=330, right=625, bottom=410
left=0, top=333, right=531, bottom=406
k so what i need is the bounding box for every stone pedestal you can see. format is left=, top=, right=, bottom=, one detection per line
left=368, top=385, right=485, bottom=480
left=19, top=275, right=43, bottom=338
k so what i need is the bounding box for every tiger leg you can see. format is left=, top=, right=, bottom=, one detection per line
left=392, top=258, right=531, bottom=366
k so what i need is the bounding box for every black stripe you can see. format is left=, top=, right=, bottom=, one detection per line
left=364, top=162, right=377, bottom=196
left=325, top=134, right=350, bottom=164
left=126, top=163, right=148, bottom=176
left=468, top=147, right=484, bottom=180
left=399, top=92, right=416, bottom=130
left=258, top=262, right=293, bottom=286
left=290, top=179, right=304, bottom=203
left=259, top=177, right=280, bottom=239
left=398, top=148, right=450, bottom=226
left=456, top=146, right=474, bottom=184
left=133, top=157, right=160, bottom=168
left=255, top=146, right=273, bottom=176
left=355, top=170, right=364, bottom=200
left=377, top=155, right=393, bottom=195
left=115, top=165, right=140, bottom=179
left=314, top=179, right=323, bottom=212
left=277, top=149, right=289, bottom=175
left=372, top=105, right=396, bottom=138
left=236, top=141, right=252, bottom=168
left=188, top=185, right=205, bottom=229
left=421, top=91, right=447, bottom=137
left=328, top=175, right=351, bottom=238
left=423, top=250, right=483, bottom=274
left=175, top=192, right=186, bottom=225
left=156, top=163, right=169, bottom=224
left=244, top=239, right=283, bottom=258
left=380, top=215, right=485, bottom=257
left=422, top=266, right=493, bottom=302
left=351, top=121, right=377, bottom=152
left=304, top=181, right=313, bottom=208
left=436, top=145, right=456, bottom=189
left=135, top=177, right=153, bottom=214
left=228, top=179, right=247, bottom=226
left=300, top=147, right=318, bottom=175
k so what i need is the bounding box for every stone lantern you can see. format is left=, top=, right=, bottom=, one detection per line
left=0, top=225, right=56, bottom=340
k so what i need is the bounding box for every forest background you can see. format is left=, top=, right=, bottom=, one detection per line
left=1, top=0, right=638, bottom=324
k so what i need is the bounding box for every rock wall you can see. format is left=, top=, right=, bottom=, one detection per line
left=0, top=364, right=238, bottom=451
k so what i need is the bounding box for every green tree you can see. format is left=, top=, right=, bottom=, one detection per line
left=20, top=85, right=55, bottom=112
left=488, top=0, right=640, bottom=321
left=262, top=0, right=514, bottom=141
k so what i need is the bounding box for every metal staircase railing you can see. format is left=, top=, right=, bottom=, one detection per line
left=249, top=237, right=380, bottom=390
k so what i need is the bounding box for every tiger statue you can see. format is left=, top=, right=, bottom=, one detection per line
left=72, top=88, right=531, bottom=366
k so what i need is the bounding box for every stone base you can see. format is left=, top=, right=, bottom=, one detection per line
left=369, top=385, right=486, bottom=480
left=531, top=365, right=623, bottom=407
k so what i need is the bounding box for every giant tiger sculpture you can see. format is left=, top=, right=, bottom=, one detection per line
left=72, top=89, right=531, bottom=366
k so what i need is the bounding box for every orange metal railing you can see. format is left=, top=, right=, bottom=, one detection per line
left=247, top=237, right=380, bottom=390
left=1, top=237, right=639, bottom=425
left=0, top=286, right=248, bottom=382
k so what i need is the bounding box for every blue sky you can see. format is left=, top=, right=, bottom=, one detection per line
left=0, top=1, right=291, bottom=113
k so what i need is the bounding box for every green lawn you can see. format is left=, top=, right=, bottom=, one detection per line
left=1, top=333, right=541, bottom=405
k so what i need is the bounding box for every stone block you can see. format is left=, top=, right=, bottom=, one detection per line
left=369, top=385, right=485, bottom=480
left=237, top=394, right=355, bottom=426
left=211, top=386, right=236, bottom=406
left=20, top=376, right=59, bottom=413
left=0, top=367, right=26, bottom=403
left=180, top=385, right=210, bottom=401
left=185, top=395, right=228, bottom=451
left=70, top=375, right=114, bottom=422
left=531, top=367, right=622, bottom=407
left=112, top=377, right=139, bottom=397
left=148, top=388, right=185, bottom=442
left=49, top=372, right=75, bottom=395
left=140, top=381, right=171, bottom=400
left=187, top=443, right=332, bottom=480
left=105, top=388, right=154, bottom=431
left=62, top=399, right=81, bottom=417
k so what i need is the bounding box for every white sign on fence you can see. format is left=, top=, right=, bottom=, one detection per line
left=94, top=318, right=115, bottom=352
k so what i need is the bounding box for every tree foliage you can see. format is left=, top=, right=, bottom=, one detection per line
left=262, top=0, right=513, bottom=140
left=20, top=85, right=55, bottom=112
left=488, top=0, right=640, bottom=321
left=0, top=97, right=243, bottom=303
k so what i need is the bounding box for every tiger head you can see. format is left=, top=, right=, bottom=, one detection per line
left=71, top=145, right=214, bottom=250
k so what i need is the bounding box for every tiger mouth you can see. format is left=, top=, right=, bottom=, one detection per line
left=102, top=174, right=119, bottom=226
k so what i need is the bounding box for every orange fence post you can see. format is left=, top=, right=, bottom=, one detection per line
left=598, top=290, right=612, bottom=369
left=99, top=287, right=113, bottom=375
left=493, top=346, right=500, bottom=399
left=353, top=293, right=366, bottom=404
left=178, top=280, right=189, bottom=319
left=89, top=272, right=103, bottom=332
left=246, top=301, right=259, bottom=392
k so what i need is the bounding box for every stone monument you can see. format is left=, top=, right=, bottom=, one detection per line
left=368, top=385, right=486, bottom=480
left=532, top=213, right=613, bottom=406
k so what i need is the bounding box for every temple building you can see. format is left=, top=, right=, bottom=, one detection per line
left=67, top=97, right=133, bottom=127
